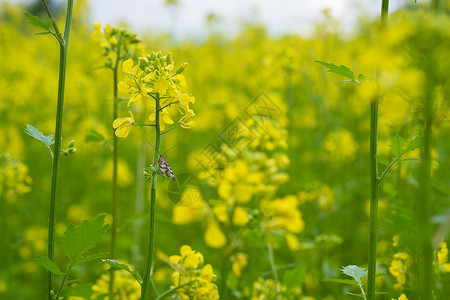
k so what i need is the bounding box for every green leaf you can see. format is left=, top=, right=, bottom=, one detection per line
left=405, top=136, right=423, bottom=152
left=315, top=61, right=355, bottom=80
left=346, top=292, right=364, bottom=298
left=390, top=135, right=406, bottom=156
left=340, top=265, right=367, bottom=285
left=85, top=130, right=105, bottom=143
left=67, top=284, right=94, bottom=299
left=376, top=155, right=389, bottom=166
left=322, top=278, right=359, bottom=286
left=60, top=215, right=109, bottom=263
left=400, top=158, right=420, bottom=162
left=35, top=255, right=64, bottom=276
left=74, top=252, right=109, bottom=265
left=24, top=11, right=53, bottom=31
left=283, top=264, right=307, bottom=289
left=102, top=259, right=143, bottom=285
left=25, top=124, right=55, bottom=159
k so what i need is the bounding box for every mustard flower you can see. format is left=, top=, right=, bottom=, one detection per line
left=436, top=241, right=450, bottom=272
left=389, top=252, right=411, bottom=291
left=169, top=245, right=219, bottom=300
left=112, top=111, right=135, bottom=138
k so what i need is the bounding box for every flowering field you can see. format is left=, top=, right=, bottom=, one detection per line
left=1, top=1, right=449, bottom=299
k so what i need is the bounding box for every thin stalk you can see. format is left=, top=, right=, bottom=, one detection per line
left=367, top=2, right=389, bottom=300
left=43, top=1, right=74, bottom=299
left=418, top=65, right=434, bottom=300
left=267, top=242, right=280, bottom=300
left=155, top=281, right=196, bottom=300
left=109, top=44, right=121, bottom=299
left=141, top=92, right=161, bottom=300
left=54, top=263, right=73, bottom=300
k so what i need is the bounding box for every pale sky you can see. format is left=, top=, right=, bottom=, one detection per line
left=7, top=0, right=408, bottom=39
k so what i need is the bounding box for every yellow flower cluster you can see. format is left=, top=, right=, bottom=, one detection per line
left=297, top=181, right=334, bottom=210
left=230, top=252, right=249, bottom=277
left=114, top=51, right=195, bottom=137
left=0, top=153, right=32, bottom=202
left=91, top=267, right=141, bottom=300
left=391, top=294, right=408, bottom=300
left=92, top=23, right=140, bottom=51
left=250, top=276, right=287, bottom=300
left=322, top=128, right=359, bottom=162
left=169, top=245, right=219, bottom=300
left=389, top=252, right=411, bottom=291
left=436, top=241, right=450, bottom=273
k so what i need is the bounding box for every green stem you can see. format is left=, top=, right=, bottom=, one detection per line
left=109, top=43, right=121, bottom=300
left=141, top=92, right=161, bottom=300
left=155, top=281, right=196, bottom=300
left=43, top=1, right=74, bottom=299
left=377, top=154, right=401, bottom=183
left=367, top=97, right=379, bottom=300
left=367, top=3, right=389, bottom=300
left=418, top=60, right=434, bottom=300
left=267, top=242, right=280, bottom=300
left=54, top=263, right=73, bottom=300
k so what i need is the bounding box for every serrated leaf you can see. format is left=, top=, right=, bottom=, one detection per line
left=376, top=155, right=389, bottom=166
left=340, top=265, right=368, bottom=285
left=74, top=252, right=109, bottom=265
left=25, top=124, right=54, bottom=148
left=283, top=264, right=307, bottom=289
left=24, top=11, right=53, bottom=31
left=316, top=61, right=355, bottom=80
left=390, top=135, right=406, bottom=156
left=36, top=255, right=64, bottom=276
left=102, top=259, right=143, bottom=285
left=60, top=215, right=109, bottom=263
left=405, top=136, right=423, bottom=152
left=322, top=278, right=359, bottom=286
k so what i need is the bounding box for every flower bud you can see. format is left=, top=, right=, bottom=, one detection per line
left=166, top=52, right=173, bottom=64
left=150, top=52, right=156, bottom=60
left=156, top=51, right=162, bottom=58
left=176, top=62, right=188, bottom=74
left=139, top=57, right=149, bottom=68
left=68, top=140, right=75, bottom=148
left=145, top=67, right=151, bottom=73
left=68, top=147, right=77, bottom=154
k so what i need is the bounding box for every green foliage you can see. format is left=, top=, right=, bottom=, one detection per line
left=340, top=265, right=367, bottom=285
left=35, top=255, right=64, bottom=276
left=60, top=214, right=109, bottom=264
left=283, top=264, right=307, bottom=289
left=24, top=124, right=54, bottom=159
left=24, top=11, right=53, bottom=33
left=315, top=61, right=366, bottom=84
left=102, top=259, right=143, bottom=285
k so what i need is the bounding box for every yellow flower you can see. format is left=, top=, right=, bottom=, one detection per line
left=264, top=195, right=305, bottom=234
left=113, top=111, right=135, bottom=138
left=91, top=22, right=103, bottom=41
left=436, top=241, right=450, bottom=272
left=232, top=206, right=249, bottom=226
left=149, top=109, right=174, bottom=131
left=204, top=220, right=226, bottom=248
left=230, top=253, right=249, bottom=277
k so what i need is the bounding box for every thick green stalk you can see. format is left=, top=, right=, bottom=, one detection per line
left=43, top=1, right=74, bottom=299
left=367, top=96, right=379, bottom=300
left=367, top=2, right=389, bottom=299
left=109, top=47, right=121, bottom=299
left=418, top=63, right=434, bottom=300
left=141, top=92, right=161, bottom=300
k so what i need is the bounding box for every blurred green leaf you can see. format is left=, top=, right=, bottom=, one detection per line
left=405, top=136, right=423, bottom=152
left=283, top=264, right=307, bottom=288
left=340, top=265, right=367, bottom=285
left=60, top=215, right=109, bottom=263
left=102, top=259, right=143, bottom=285
left=79, top=252, right=109, bottom=264
left=390, top=135, right=406, bottom=156
left=67, top=284, right=94, bottom=299
left=322, top=278, right=358, bottom=286
left=85, top=130, right=106, bottom=142
left=316, top=61, right=354, bottom=80
left=35, top=255, right=64, bottom=276
left=376, top=155, right=389, bottom=166
left=24, top=11, right=53, bottom=31
left=346, top=292, right=364, bottom=298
